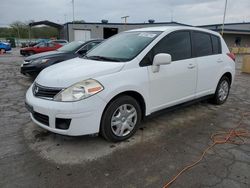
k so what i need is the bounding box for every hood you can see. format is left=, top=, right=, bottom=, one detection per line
left=36, top=57, right=125, bottom=88
left=2, top=42, right=10, bottom=45
left=24, top=51, right=66, bottom=62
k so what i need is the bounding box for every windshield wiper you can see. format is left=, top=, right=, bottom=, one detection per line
left=85, top=55, right=121, bottom=62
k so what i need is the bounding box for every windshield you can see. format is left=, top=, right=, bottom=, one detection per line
left=34, top=42, right=47, bottom=47
left=85, top=31, right=161, bottom=62
left=58, top=41, right=84, bottom=52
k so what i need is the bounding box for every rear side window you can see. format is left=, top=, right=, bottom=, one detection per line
left=140, top=31, right=192, bottom=66
left=211, top=35, right=221, bottom=54
left=193, top=32, right=213, bottom=57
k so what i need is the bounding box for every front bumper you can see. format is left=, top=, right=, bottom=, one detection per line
left=20, top=64, right=41, bottom=76
left=5, top=46, right=11, bottom=51
left=20, top=50, right=26, bottom=56
left=25, top=85, right=107, bottom=136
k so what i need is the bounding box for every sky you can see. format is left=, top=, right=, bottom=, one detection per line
left=0, top=0, right=250, bottom=27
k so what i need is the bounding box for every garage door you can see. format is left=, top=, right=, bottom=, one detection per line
left=74, top=30, right=91, bottom=41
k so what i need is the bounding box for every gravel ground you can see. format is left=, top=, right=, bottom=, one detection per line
left=0, top=49, right=250, bottom=188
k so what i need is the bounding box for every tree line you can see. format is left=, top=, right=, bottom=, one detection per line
left=0, top=21, right=59, bottom=39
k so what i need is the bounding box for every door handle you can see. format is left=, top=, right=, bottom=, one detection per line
left=187, top=64, right=195, bottom=69
left=217, top=59, right=223, bottom=63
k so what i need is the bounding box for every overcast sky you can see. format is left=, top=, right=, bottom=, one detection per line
left=0, top=0, right=249, bottom=26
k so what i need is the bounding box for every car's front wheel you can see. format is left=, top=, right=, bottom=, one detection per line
left=101, top=95, right=142, bottom=142
left=211, top=76, right=230, bottom=105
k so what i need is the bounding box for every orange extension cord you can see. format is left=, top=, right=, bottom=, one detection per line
left=163, top=112, right=250, bottom=188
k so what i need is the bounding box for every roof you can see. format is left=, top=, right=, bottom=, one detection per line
left=127, top=26, right=220, bottom=36
left=199, top=22, right=250, bottom=27
left=64, top=21, right=191, bottom=27
left=29, top=20, right=63, bottom=29
left=199, top=22, right=250, bottom=34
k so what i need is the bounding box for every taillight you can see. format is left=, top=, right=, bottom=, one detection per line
left=227, top=52, right=236, bottom=62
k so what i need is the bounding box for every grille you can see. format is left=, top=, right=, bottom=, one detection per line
left=33, top=83, right=62, bottom=99
left=33, top=112, right=49, bottom=126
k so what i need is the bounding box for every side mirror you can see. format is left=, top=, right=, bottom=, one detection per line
left=78, top=49, right=87, bottom=56
left=152, top=53, right=171, bottom=73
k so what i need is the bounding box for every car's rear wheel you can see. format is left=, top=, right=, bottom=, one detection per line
left=101, top=95, right=142, bottom=142
left=211, top=76, right=230, bottom=105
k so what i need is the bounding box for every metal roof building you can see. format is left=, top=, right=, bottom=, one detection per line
left=62, top=21, right=191, bottom=42
left=29, top=20, right=250, bottom=48
left=199, top=22, right=250, bottom=47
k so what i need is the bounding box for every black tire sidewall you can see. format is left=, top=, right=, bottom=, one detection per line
left=213, top=76, right=230, bottom=105
left=101, top=95, right=142, bottom=142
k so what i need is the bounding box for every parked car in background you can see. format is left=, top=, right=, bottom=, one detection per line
left=21, top=39, right=51, bottom=48
left=21, top=39, right=102, bottom=76
left=25, top=26, right=235, bottom=142
left=0, top=41, right=11, bottom=53
left=52, top=40, right=68, bottom=46
left=20, top=41, right=62, bottom=56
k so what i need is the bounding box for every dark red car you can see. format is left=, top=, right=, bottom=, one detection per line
left=20, top=41, right=62, bottom=56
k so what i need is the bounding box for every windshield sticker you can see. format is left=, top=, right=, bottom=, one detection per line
left=138, top=33, right=157, bottom=38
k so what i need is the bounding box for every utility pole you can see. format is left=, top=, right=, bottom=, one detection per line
left=170, top=9, right=174, bottom=22
left=121, top=16, right=129, bottom=24
left=29, top=26, right=31, bottom=43
left=64, top=14, right=67, bottom=23
left=72, top=0, right=75, bottom=24
left=221, top=0, right=228, bottom=36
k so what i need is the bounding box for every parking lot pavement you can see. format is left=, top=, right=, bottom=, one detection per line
left=0, top=50, right=250, bottom=188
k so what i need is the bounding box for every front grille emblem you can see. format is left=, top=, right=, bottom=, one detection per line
left=32, top=83, right=62, bottom=99
left=35, top=86, right=39, bottom=94
left=33, top=85, right=39, bottom=95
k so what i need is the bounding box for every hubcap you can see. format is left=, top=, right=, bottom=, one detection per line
left=218, top=80, right=229, bottom=101
left=111, top=104, right=137, bottom=137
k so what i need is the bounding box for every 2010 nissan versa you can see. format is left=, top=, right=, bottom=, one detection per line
left=25, top=26, right=235, bottom=142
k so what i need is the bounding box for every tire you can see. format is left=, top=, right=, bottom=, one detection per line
left=211, top=76, right=230, bottom=105
left=101, top=95, right=142, bottom=142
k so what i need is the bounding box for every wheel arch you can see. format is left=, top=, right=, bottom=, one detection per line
left=101, top=90, right=147, bottom=121
left=221, top=72, right=232, bottom=86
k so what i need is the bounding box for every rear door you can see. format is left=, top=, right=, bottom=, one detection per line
left=192, top=31, right=223, bottom=97
left=143, top=31, right=197, bottom=112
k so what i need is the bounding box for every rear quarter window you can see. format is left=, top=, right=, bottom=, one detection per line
left=211, top=35, right=222, bottom=54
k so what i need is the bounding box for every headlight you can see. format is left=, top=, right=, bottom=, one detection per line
left=54, top=79, right=104, bottom=102
left=33, top=59, right=49, bottom=64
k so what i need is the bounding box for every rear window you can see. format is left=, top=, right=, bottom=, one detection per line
left=211, top=35, right=221, bottom=54
left=193, top=32, right=213, bottom=57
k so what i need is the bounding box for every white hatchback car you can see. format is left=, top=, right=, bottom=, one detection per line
left=25, top=26, right=235, bottom=142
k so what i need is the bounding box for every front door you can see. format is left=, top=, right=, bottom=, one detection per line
left=145, top=31, right=197, bottom=112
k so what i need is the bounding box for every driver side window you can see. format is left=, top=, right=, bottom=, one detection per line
left=140, top=31, right=192, bottom=66
left=38, top=42, right=46, bottom=47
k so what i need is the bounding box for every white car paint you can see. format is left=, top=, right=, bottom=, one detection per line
left=26, top=26, right=235, bottom=136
